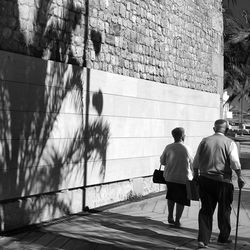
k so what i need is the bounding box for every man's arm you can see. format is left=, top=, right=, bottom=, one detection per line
left=229, top=141, right=245, bottom=189
left=192, top=143, right=202, bottom=181
left=160, top=147, right=167, bottom=166
left=185, top=145, right=194, bottom=170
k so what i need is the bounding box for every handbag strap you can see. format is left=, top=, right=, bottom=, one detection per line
left=159, top=164, right=163, bottom=170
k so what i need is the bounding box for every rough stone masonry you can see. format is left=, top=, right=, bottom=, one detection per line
left=0, top=0, right=223, bottom=93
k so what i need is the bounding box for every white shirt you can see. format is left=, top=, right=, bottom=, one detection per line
left=160, top=142, right=193, bottom=184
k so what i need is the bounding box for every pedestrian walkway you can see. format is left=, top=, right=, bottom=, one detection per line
left=0, top=174, right=250, bottom=249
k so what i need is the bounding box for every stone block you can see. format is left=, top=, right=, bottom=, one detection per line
left=105, top=34, right=115, bottom=46
left=120, top=4, right=126, bottom=18
left=211, top=11, right=223, bottom=33
left=2, top=28, right=12, bottom=39
left=212, top=52, right=224, bottom=77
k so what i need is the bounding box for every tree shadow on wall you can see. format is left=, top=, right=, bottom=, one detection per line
left=0, top=0, right=86, bottom=65
left=90, top=30, right=102, bottom=55
left=0, top=0, right=109, bottom=230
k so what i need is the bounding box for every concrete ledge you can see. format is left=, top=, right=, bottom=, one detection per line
left=85, top=176, right=166, bottom=209
left=0, top=176, right=165, bottom=232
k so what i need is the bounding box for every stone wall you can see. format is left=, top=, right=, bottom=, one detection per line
left=0, top=0, right=224, bottom=231
left=0, top=0, right=223, bottom=93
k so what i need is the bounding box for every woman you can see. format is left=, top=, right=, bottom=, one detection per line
left=160, top=127, right=193, bottom=227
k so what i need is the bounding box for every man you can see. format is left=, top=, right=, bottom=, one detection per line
left=160, top=127, right=193, bottom=227
left=193, top=119, right=245, bottom=249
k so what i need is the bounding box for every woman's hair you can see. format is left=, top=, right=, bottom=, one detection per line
left=171, top=127, right=185, bottom=142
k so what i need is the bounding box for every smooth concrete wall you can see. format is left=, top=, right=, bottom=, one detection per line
left=0, top=50, right=220, bottom=230
left=0, top=50, right=85, bottom=200
left=85, top=69, right=220, bottom=187
left=84, top=68, right=220, bottom=208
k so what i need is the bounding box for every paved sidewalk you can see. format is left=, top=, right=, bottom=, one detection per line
left=0, top=171, right=250, bottom=249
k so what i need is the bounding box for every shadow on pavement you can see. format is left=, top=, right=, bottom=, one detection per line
left=1, top=210, right=249, bottom=249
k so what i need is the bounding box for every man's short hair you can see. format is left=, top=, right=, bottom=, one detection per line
left=172, top=127, right=185, bottom=141
left=214, top=119, right=229, bottom=133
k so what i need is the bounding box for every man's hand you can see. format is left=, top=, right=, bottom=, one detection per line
left=193, top=169, right=199, bottom=182
left=238, top=176, right=245, bottom=189
left=235, top=169, right=245, bottom=189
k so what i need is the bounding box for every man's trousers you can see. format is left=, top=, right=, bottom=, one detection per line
left=198, top=176, right=234, bottom=244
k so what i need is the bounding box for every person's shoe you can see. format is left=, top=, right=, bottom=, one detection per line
left=217, top=239, right=233, bottom=245
left=174, top=221, right=181, bottom=227
left=197, top=242, right=208, bottom=248
left=168, top=217, right=175, bottom=224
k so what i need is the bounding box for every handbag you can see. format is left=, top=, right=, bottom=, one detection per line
left=153, top=165, right=166, bottom=184
left=186, top=179, right=199, bottom=201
